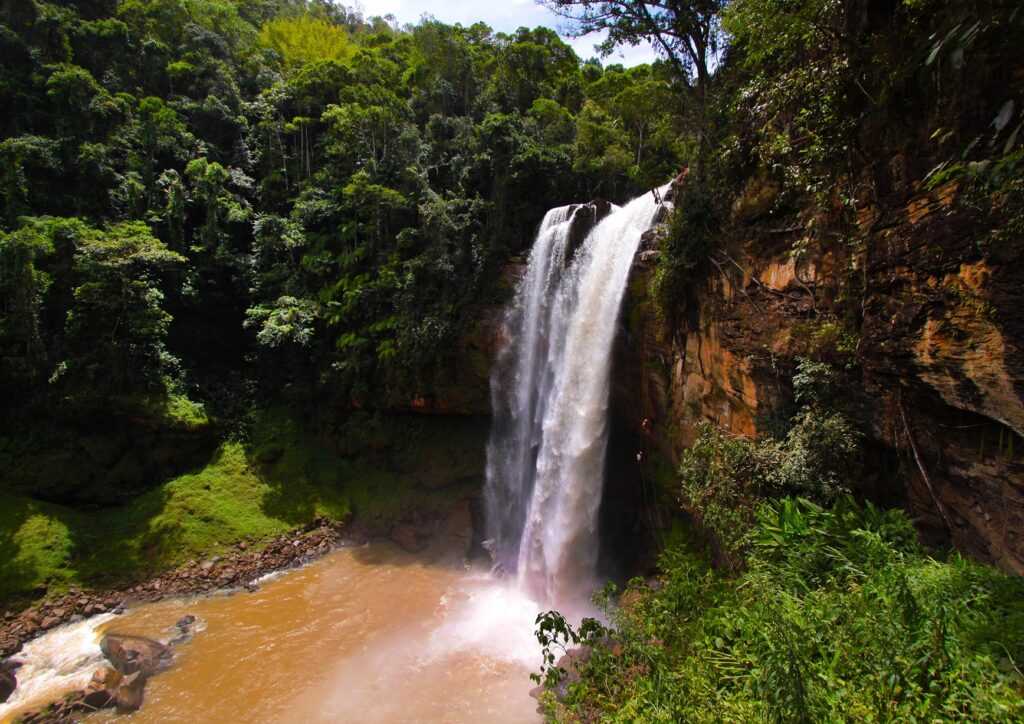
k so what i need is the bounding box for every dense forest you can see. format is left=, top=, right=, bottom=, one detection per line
left=1, top=0, right=1023, bottom=720
left=0, top=0, right=688, bottom=594
left=0, top=0, right=686, bottom=423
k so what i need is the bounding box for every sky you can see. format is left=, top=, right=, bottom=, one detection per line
left=353, top=0, right=660, bottom=67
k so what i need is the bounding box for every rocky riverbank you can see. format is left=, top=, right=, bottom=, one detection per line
left=0, top=517, right=344, bottom=666
left=0, top=497, right=476, bottom=671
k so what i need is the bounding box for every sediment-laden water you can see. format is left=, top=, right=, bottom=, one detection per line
left=1, top=542, right=543, bottom=723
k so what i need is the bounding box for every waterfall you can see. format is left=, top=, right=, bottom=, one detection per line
left=485, top=186, right=669, bottom=604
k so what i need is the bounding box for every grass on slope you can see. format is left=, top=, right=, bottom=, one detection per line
left=0, top=409, right=487, bottom=606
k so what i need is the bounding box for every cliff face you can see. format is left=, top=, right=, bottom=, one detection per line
left=611, top=179, right=1024, bottom=573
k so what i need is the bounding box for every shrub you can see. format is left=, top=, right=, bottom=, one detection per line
left=679, top=359, right=859, bottom=568
left=537, top=499, right=1024, bottom=722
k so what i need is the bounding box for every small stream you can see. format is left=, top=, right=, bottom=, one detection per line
left=1, top=540, right=549, bottom=723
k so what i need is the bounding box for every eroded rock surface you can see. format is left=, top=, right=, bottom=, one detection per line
left=612, top=178, right=1024, bottom=572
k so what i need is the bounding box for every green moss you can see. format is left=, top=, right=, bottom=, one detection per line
left=0, top=503, right=78, bottom=595
left=159, top=393, right=211, bottom=429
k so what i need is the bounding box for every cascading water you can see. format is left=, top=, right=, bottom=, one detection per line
left=485, top=185, right=670, bottom=604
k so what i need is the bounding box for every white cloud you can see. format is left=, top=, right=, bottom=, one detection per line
left=353, top=0, right=658, bottom=66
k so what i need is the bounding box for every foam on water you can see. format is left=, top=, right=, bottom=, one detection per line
left=0, top=613, right=116, bottom=719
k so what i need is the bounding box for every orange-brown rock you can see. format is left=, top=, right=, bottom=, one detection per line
left=611, top=178, right=1024, bottom=573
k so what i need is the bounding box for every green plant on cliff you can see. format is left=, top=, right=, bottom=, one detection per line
left=651, top=182, right=719, bottom=319
left=537, top=498, right=1024, bottom=722
left=679, top=359, right=858, bottom=567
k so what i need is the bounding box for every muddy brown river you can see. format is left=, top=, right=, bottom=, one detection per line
left=1, top=541, right=553, bottom=723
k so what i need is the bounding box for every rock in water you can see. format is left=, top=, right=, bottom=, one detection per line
left=0, top=666, right=15, bottom=703
left=390, top=522, right=432, bottom=553
left=113, top=670, right=147, bottom=711
left=82, top=667, right=120, bottom=710
left=88, top=665, right=122, bottom=690
left=100, top=633, right=172, bottom=677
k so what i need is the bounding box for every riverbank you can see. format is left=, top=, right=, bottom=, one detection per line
left=1, top=509, right=538, bottom=724
left=0, top=519, right=339, bottom=663
left=0, top=491, right=481, bottom=665
left=1, top=409, right=488, bottom=611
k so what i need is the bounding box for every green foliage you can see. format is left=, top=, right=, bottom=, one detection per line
left=531, top=610, right=611, bottom=687
left=679, top=360, right=858, bottom=567
left=677, top=421, right=767, bottom=565
left=0, top=217, right=184, bottom=410
left=1, top=0, right=698, bottom=436
left=724, top=0, right=859, bottom=204
left=259, top=14, right=355, bottom=69
left=245, top=295, right=321, bottom=347
left=919, top=5, right=1024, bottom=242
left=538, top=499, right=1024, bottom=721
left=651, top=182, right=717, bottom=318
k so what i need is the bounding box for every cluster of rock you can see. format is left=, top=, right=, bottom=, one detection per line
left=14, top=618, right=194, bottom=723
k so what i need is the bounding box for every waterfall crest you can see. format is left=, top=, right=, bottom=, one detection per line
left=485, top=187, right=668, bottom=604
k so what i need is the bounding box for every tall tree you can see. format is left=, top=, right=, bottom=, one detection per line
left=540, top=1, right=723, bottom=101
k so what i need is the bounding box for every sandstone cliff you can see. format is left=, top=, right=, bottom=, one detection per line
left=611, top=177, right=1024, bottom=573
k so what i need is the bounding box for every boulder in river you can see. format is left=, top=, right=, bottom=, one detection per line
left=100, top=633, right=172, bottom=677
left=114, top=670, right=146, bottom=711
left=81, top=666, right=121, bottom=709
left=390, top=521, right=432, bottom=553
left=0, top=665, right=15, bottom=703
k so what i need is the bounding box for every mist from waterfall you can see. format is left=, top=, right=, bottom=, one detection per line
left=485, top=186, right=669, bottom=604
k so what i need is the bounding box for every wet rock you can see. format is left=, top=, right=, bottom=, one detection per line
left=81, top=666, right=121, bottom=710
left=89, top=666, right=121, bottom=689
left=100, top=634, right=172, bottom=677
left=82, top=686, right=115, bottom=709
left=0, top=666, right=16, bottom=703
left=115, top=671, right=146, bottom=711
left=731, top=174, right=782, bottom=223
left=40, top=616, right=60, bottom=630
left=390, top=522, right=432, bottom=553
left=442, top=499, right=473, bottom=552
left=175, top=615, right=196, bottom=629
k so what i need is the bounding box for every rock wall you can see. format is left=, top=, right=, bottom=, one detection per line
left=610, top=179, right=1024, bottom=573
